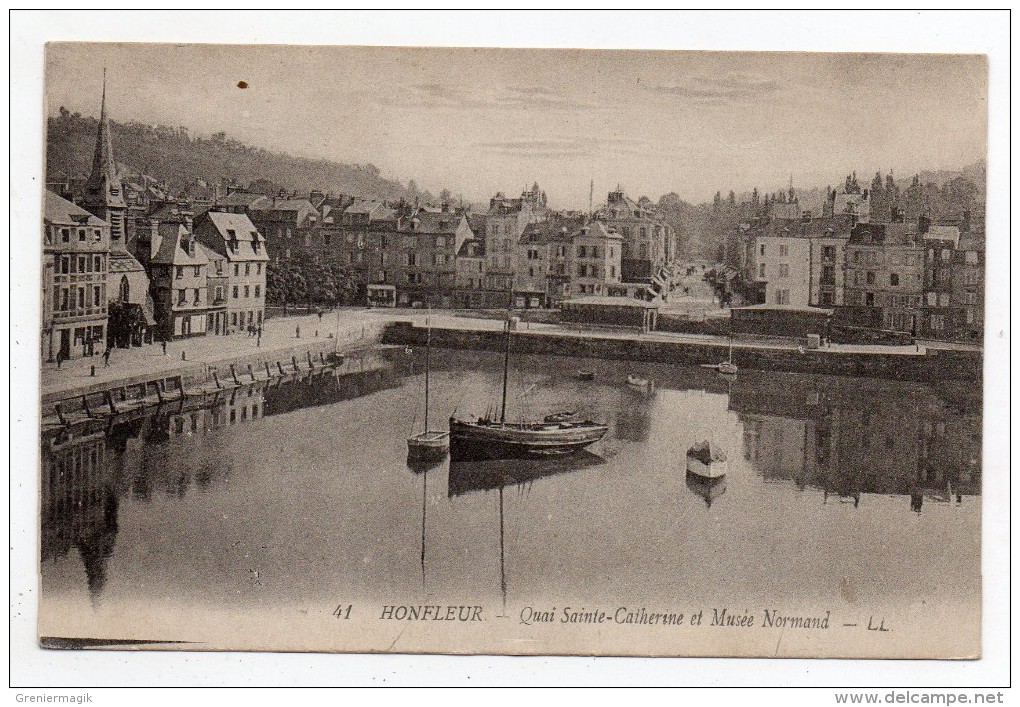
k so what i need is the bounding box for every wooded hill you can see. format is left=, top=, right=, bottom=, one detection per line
left=46, top=108, right=409, bottom=201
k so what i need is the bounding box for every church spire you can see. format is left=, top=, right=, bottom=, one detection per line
left=84, top=69, right=125, bottom=210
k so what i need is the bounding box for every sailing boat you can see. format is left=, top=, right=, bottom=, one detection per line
left=449, top=293, right=608, bottom=460
left=406, top=310, right=449, bottom=463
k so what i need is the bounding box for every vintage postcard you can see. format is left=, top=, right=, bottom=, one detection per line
left=37, top=42, right=986, bottom=659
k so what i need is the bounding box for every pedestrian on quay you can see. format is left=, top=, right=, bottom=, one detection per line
left=161, top=340, right=168, bottom=356
left=103, top=346, right=112, bottom=368
left=56, top=351, right=64, bottom=369
left=296, top=325, right=301, bottom=339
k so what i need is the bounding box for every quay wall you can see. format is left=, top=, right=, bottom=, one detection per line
left=42, top=322, right=388, bottom=409
left=382, top=322, right=982, bottom=383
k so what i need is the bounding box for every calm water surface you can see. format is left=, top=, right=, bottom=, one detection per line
left=40, top=347, right=982, bottom=640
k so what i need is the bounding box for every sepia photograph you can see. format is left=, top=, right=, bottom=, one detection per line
left=11, top=9, right=1009, bottom=690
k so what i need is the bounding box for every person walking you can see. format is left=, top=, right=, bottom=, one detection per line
left=161, top=339, right=168, bottom=356
left=103, top=346, right=112, bottom=368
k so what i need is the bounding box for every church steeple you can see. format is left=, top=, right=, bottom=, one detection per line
left=82, top=70, right=127, bottom=242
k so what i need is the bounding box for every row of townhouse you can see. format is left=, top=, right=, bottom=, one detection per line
left=218, top=183, right=678, bottom=309
left=41, top=84, right=270, bottom=362
left=733, top=210, right=984, bottom=341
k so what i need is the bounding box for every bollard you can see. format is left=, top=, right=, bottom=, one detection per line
left=292, top=356, right=299, bottom=371
left=265, top=362, right=272, bottom=379
left=90, top=365, right=96, bottom=377
left=182, top=351, right=187, bottom=361
left=248, top=364, right=256, bottom=381
left=212, top=371, right=222, bottom=389
left=277, top=361, right=286, bottom=376
left=230, top=364, right=241, bottom=386
left=320, top=352, right=326, bottom=365
left=105, top=390, right=118, bottom=414
left=307, top=351, right=314, bottom=368
left=315, top=330, right=318, bottom=338
left=155, top=380, right=165, bottom=403
left=81, top=395, right=93, bottom=418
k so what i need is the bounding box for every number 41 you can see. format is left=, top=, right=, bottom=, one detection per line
left=333, top=604, right=352, bottom=619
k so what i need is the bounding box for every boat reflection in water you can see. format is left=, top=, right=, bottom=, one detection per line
left=447, top=451, right=606, bottom=614
left=685, top=472, right=727, bottom=508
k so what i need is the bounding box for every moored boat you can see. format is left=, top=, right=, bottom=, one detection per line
left=407, top=309, right=449, bottom=463
left=575, top=370, right=596, bottom=381
left=449, top=292, right=608, bottom=461
left=686, top=440, right=728, bottom=479
left=627, top=374, right=651, bottom=388
left=450, top=417, right=608, bottom=460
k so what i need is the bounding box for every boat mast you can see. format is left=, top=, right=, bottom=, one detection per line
left=500, top=284, right=514, bottom=424
left=424, top=307, right=431, bottom=433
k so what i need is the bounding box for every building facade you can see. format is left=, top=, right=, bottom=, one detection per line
left=844, top=222, right=924, bottom=333
left=42, top=191, right=111, bottom=361
left=194, top=210, right=270, bottom=332
left=592, top=188, right=676, bottom=287
left=149, top=219, right=213, bottom=339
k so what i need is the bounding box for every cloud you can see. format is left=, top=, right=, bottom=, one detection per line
left=365, top=82, right=601, bottom=113
left=475, top=136, right=648, bottom=158
left=648, top=73, right=781, bottom=103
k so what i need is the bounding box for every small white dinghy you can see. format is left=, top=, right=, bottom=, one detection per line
left=686, top=440, right=728, bottom=479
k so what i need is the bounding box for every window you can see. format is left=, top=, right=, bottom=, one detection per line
left=966, top=308, right=976, bottom=324
left=760, top=244, right=766, bottom=256
left=176, top=266, right=184, bottom=279
left=215, top=286, right=224, bottom=302
left=193, top=289, right=201, bottom=304
left=61, top=228, right=70, bottom=243
left=639, top=244, right=647, bottom=259
left=822, top=245, right=835, bottom=262
left=577, top=245, right=586, bottom=258
left=965, top=251, right=979, bottom=264
left=890, top=273, right=899, bottom=286
left=778, top=264, right=790, bottom=278
left=940, top=249, right=951, bottom=262
left=178, top=289, right=187, bottom=305
left=93, top=286, right=101, bottom=307
left=256, top=263, right=262, bottom=275
left=776, top=289, right=790, bottom=305
left=60, top=255, right=70, bottom=274
left=778, top=244, right=789, bottom=256
left=119, top=275, right=129, bottom=303
left=254, top=285, right=261, bottom=298
left=926, top=292, right=937, bottom=306
left=865, top=292, right=875, bottom=307
left=194, top=266, right=201, bottom=277
left=930, top=314, right=945, bottom=331
left=851, top=250, right=859, bottom=264
left=591, top=246, right=599, bottom=258
left=234, top=264, right=240, bottom=276
left=244, top=285, right=250, bottom=298
left=938, top=293, right=950, bottom=307
left=611, top=266, right=616, bottom=278
left=233, top=285, right=239, bottom=299
left=406, top=253, right=417, bottom=267
left=964, top=292, right=977, bottom=305
left=866, top=271, right=876, bottom=285
left=758, top=263, right=766, bottom=278
left=231, top=312, right=238, bottom=326
left=577, top=264, right=586, bottom=278
left=215, top=260, right=223, bottom=275
left=78, top=229, right=86, bottom=242
left=94, top=255, right=102, bottom=272
left=78, top=256, right=88, bottom=273
left=820, top=292, right=834, bottom=305
left=245, top=263, right=251, bottom=276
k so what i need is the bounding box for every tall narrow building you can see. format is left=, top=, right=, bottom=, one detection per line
left=79, top=73, right=154, bottom=348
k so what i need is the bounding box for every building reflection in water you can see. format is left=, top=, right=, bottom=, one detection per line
left=40, top=354, right=402, bottom=601
left=728, top=373, right=981, bottom=511
left=41, top=426, right=118, bottom=602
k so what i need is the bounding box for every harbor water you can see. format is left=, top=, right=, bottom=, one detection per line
left=39, top=346, right=982, bottom=654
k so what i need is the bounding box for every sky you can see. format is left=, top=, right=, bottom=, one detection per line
left=45, top=44, right=987, bottom=209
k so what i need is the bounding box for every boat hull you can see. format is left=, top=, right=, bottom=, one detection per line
left=449, top=418, right=608, bottom=461
left=407, top=431, right=450, bottom=463
left=685, top=455, right=728, bottom=479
